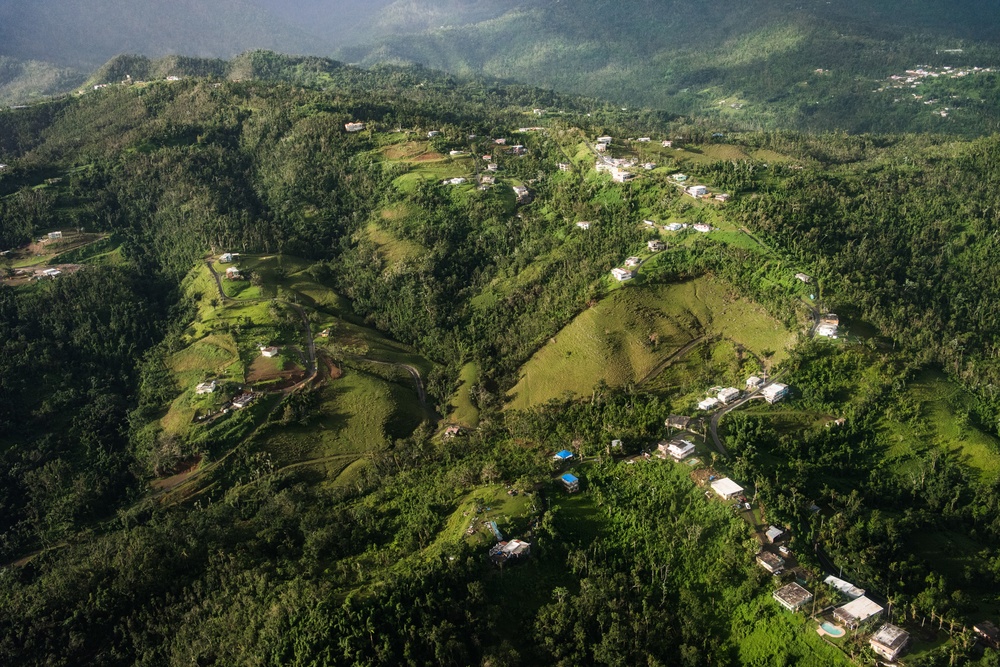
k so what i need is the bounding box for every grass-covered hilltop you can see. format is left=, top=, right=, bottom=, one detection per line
left=6, top=52, right=1000, bottom=665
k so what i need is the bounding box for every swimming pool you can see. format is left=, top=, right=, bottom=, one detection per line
left=820, top=622, right=845, bottom=637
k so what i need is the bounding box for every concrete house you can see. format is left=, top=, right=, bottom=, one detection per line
left=711, top=477, right=744, bottom=499
left=693, top=224, right=713, bottom=233
left=816, top=323, right=838, bottom=337
left=554, top=449, right=574, bottom=461
left=513, top=185, right=531, bottom=203
left=746, top=376, right=763, bottom=390
left=195, top=380, right=217, bottom=395
left=756, top=551, right=785, bottom=574
left=624, top=257, right=642, bottom=268
left=718, top=387, right=740, bottom=404
left=648, top=240, right=665, bottom=252
left=637, top=137, right=651, bottom=142
left=560, top=473, right=580, bottom=493
left=665, top=415, right=691, bottom=431
left=219, top=253, right=235, bottom=263
left=773, top=582, right=813, bottom=611
left=762, top=383, right=789, bottom=404
left=344, top=122, right=366, bottom=132
left=715, top=193, right=731, bottom=202
left=765, top=526, right=786, bottom=543
left=665, top=222, right=685, bottom=231
left=259, top=346, right=279, bottom=358
left=225, top=267, right=242, bottom=280
left=824, top=575, right=865, bottom=599
left=644, top=219, right=656, bottom=227
left=833, top=596, right=883, bottom=629
left=662, top=140, right=673, bottom=147
left=47, top=231, right=63, bottom=240
left=664, top=439, right=696, bottom=460
left=611, top=169, right=633, bottom=182
left=698, top=396, right=720, bottom=411
left=490, top=539, right=531, bottom=565
left=611, top=267, right=636, bottom=281
left=686, top=185, right=709, bottom=197
left=870, top=624, right=911, bottom=661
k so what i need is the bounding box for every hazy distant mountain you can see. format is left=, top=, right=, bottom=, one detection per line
left=4, top=0, right=1000, bottom=132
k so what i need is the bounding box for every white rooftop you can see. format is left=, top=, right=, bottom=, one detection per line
left=837, top=596, right=883, bottom=623
left=824, top=575, right=865, bottom=599
left=711, top=477, right=744, bottom=497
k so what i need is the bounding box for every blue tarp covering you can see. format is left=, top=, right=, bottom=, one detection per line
left=555, top=450, right=573, bottom=460
left=560, top=473, right=579, bottom=483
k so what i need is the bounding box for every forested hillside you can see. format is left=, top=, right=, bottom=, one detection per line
left=4, top=54, right=1000, bottom=664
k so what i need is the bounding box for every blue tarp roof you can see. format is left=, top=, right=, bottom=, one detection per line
left=560, top=473, right=579, bottom=483
left=555, top=450, right=573, bottom=459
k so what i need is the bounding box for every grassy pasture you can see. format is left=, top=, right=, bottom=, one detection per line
left=508, top=277, right=796, bottom=409
left=882, top=370, right=1000, bottom=478
left=364, top=220, right=426, bottom=265
left=448, top=361, right=481, bottom=428
left=255, top=366, right=424, bottom=472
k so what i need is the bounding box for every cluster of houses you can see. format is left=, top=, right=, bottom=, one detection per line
left=768, top=569, right=915, bottom=660
left=698, top=380, right=788, bottom=411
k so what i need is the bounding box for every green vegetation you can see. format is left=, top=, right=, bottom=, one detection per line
left=509, top=277, right=795, bottom=409
left=5, top=55, right=1000, bottom=665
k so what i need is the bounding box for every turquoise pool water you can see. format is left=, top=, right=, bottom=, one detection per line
left=821, top=622, right=845, bottom=637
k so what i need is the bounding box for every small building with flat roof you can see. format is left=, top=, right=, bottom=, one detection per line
left=765, top=526, right=786, bottom=543
left=833, top=596, right=883, bottom=629
left=773, top=582, right=812, bottom=611
left=870, top=624, right=910, bottom=661
left=659, top=439, right=695, bottom=460
left=762, top=383, right=789, bottom=404
left=824, top=575, right=865, bottom=599
left=718, top=387, right=740, bottom=404
left=698, top=396, right=720, bottom=411
left=553, top=449, right=574, bottom=461
left=746, top=376, right=763, bottom=390
left=756, top=551, right=785, bottom=574
left=711, top=477, right=744, bottom=499
left=560, top=473, right=580, bottom=493
left=489, top=539, right=531, bottom=566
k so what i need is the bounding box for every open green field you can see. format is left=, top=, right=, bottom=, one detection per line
left=448, top=361, right=481, bottom=428
left=429, top=485, right=535, bottom=555
left=364, top=217, right=426, bottom=266
left=508, top=277, right=796, bottom=409
left=255, top=366, right=424, bottom=473
left=882, top=370, right=1000, bottom=478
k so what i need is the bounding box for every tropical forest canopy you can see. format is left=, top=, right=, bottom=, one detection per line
left=2, top=20, right=1000, bottom=667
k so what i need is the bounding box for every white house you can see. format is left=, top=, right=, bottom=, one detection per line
left=718, top=387, right=740, bottom=404
left=671, top=173, right=688, bottom=182
left=260, top=346, right=279, bottom=358
left=644, top=219, right=656, bottom=227
left=665, top=222, right=685, bottom=232
left=611, top=267, right=635, bottom=282
left=816, top=323, right=838, bottom=337
left=195, top=380, right=217, bottom=395
left=762, top=383, right=789, bottom=404
left=487, top=163, right=499, bottom=172
left=715, top=193, right=731, bottom=202
left=344, top=122, right=366, bottom=132
left=40, top=268, right=61, bottom=278
left=834, top=596, right=883, bottom=629
left=765, top=525, right=786, bottom=543
left=513, top=185, right=530, bottom=202
left=698, top=396, right=720, bottom=411
left=824, top=575, right=865, bottom=599
left=693, top=224, right=713, bottom=233
left=686, top=185, right=709, bottom=197
left=662, top=140, right=673, bottom=147
left=711, top=477, right=744, bottom=499
left=225, top=267, right=242, bottom=280
left=795, top=272, right=812, bottom=283
left=427, top=131, right=440, bottom=137
left=447, top=177, right=467, bottom=185
left=746, top=376, right=763, bottom=390
left=219, top=253, right=234, bottom=263
left=665, top=439, right=696, bottom=460
left=648, top=240, right=665, bottom=252
left=773, top=582, right=813, bottom=611
left=611, top=169, right=633, bottom=182
left=637, top=137, right=651, bottom=142
left=596, top=136, right=612, bottom=144
left=870, top=624, right=911, bottom=662
left=624, top=256, right=642, bottom=268
left=576, top=221, right=592, bottom=230
left=47, top=231, right=63, bottom=240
